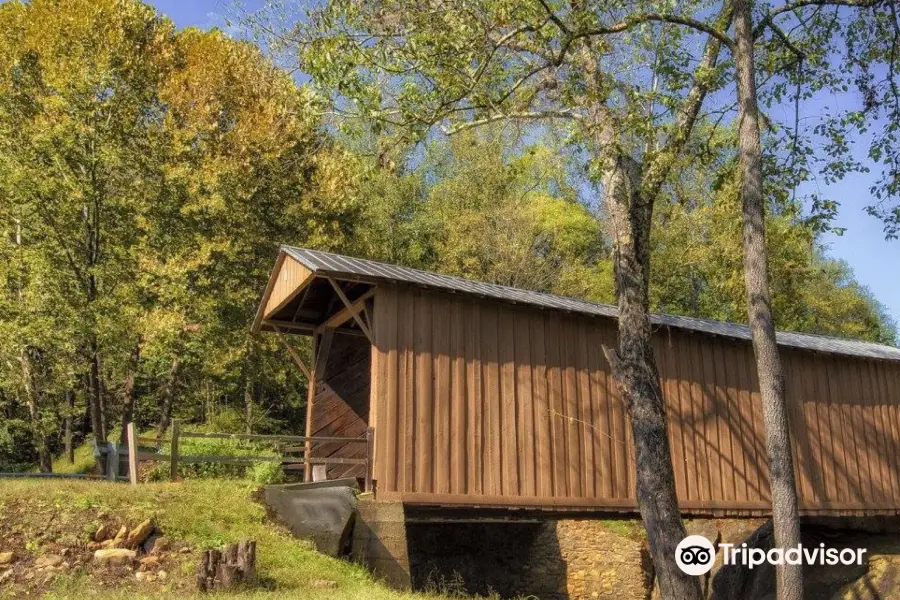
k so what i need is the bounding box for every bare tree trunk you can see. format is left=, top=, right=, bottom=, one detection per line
left=157, top=355, right=181, bottom=440
left=88, top=335, right=106, bottom=442
left=21, top=349, right=52, bottom=473
left=734, top=1, right=802, bottom=598
left=64, top=389, right=75, bottom=464
left=120, top=339, right=141, bottom=443
left=601, top=155, right=702, bottom=600
left=244, top=378, right=253, bottom=435
left=575, top=9, right=728, bottom=594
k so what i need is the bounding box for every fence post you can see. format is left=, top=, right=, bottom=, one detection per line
left=364, top=427, right=374, bottom=493
left=106, top=442, right=118, bottom=482
left=126, top=422, right=138, bottom=485
left=170, top=420, right=180, bottom=482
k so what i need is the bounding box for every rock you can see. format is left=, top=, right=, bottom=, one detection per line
left=311, top=579, right=338, bottom=589
left=100, top=539, right=118, bottom=549
left=35, top=555, right=63, bottom=569
left=94, top=523, right=115, bottom=542
left=157, top=570, right=167, bottom=581
left=112, top=525, right=128, bottom=546
left=139, top=556, right=160, bottom=569
left=0, top=552, right=14, bottom=565
left=178, top=546, right=191, bottom=554
left=87, top=542, right=101, bottom=551
left=93, top=548, right=136, bottom=566
left=125, top=519, right=155, bottom=549
left=145, top=535, right=169, bottom=555
left=135, top=571, right=155, bottom=582
left=0, top=569, right=12, bottom=584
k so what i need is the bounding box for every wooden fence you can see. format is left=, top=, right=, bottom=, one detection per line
left=124, top=422, right=374, bottom=490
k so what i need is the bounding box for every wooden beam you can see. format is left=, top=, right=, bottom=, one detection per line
left=265, top=320, right=317, bottom=333
left=268, top=319, right=365, bottom=337
left=324, top=279, right=374, bottom=342
left=304, top=330, right=334, bottom=482
left=315, top=287, right=377, bottom=333
left=273, top=326, right=311, bottom=379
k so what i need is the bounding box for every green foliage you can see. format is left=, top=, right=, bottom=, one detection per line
left=0, top=0, right=359, bottom=469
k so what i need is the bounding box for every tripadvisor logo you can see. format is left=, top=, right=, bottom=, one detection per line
left=675, top=535, right=868, bottom=576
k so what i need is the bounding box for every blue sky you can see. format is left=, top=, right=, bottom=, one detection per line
left=148, top=0, right=900, bottom=330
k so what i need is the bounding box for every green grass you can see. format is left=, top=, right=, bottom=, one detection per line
left=51, top=442, right=98, bottom=475
left=0, top=478, right=449, bottom=600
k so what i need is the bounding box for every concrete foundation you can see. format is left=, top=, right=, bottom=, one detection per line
left=351, top=496, right=412, bottom=589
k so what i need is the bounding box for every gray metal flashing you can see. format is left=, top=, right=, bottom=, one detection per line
left=280, top=246, right=900, bottom=362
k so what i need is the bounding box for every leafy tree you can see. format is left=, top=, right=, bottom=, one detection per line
left=0, top=0, right=360, bottom=467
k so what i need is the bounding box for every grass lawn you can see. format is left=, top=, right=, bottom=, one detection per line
left=0, top=478, right=451, bottom=600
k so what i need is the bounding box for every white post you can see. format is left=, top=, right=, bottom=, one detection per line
left=126, top=422, right=138, bottom=485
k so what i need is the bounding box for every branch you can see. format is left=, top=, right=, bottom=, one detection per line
left=441, top=109, right=581, bottom=135
left=761, top=14, right=807, bottom=59
left=537, top=0, right=570, bottom=34
left=573, top=13, right=735, bottom=51
left=641, top=2, right=733, bottom=201
left=766, top=0, right=878, bottom=21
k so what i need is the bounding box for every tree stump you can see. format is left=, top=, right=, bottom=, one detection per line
left=196, top=540, right=256, bottom=592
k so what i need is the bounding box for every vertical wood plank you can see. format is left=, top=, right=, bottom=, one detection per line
left=499, top=307, right=519, bottom=495
left=465, top=300, right=484, bottom=496
left=710, top=339, right=735, bottom=502
left=450, top=298, right=467, bottom=495
left=657, top=333, right=687, bottom=502
left=562, top=318, right=582, bottom=497
left=798, top=352, right=825, bottom=504
left=576, top=323, right=595, bottom=498
left=588, top=326, right=612, bottom=499
left=399, top=288, right=416, bottom=493
left=515, top=309, right=536, bottom=497
left=531, top=313, right=552, bottom=497
left=744, top=344, right=771, bottom=502
left=414, top=291, right=434, bottom=494
left=854, top=360, right=880, bottom=503
left=688, top=337, right=712, bottom=501
left=823, top=357, right=849, bottom=503
left=699, top=340, right=724, bottom=504
left=545, top=312, right=565, bottom=497
left=674, top=332, right=699, bottom=502
left=836, top=360, right=863, bottom=502
left=433, top=295, right=451, bottom=495
left=482, top=304, right=502, bottom=496
left=374, top=287, right=398, bottom=491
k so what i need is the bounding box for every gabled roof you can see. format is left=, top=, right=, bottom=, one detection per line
left=278, top=245, right=900, bottom=362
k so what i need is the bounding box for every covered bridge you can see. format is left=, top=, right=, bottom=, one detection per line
left=253, top=246, right=900, bottom=517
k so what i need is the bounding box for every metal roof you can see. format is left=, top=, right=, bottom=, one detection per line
left=281, top=246, right=900, bottom=362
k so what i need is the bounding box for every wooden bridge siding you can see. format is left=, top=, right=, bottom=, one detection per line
left=310, top=334, right=370, bottom=479
left=263, top=255, right=312, bottom=318
left=370, top=283, right=900, bottom=513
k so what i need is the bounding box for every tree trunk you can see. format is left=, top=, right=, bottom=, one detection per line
left=244, top=378, right=253, bottom=435
left=157, top=355, right=181, bottom=440
left=601, top=155, right=702, bottom=600
left=120, top=339, right=141, bottom=444
left=88, top=335, right=106, bottom=442
left=64, top=389, right=75, bottom=464
left=734, top=1, right=803, bottom=598
left=21, top=349, right=52, bottom=473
